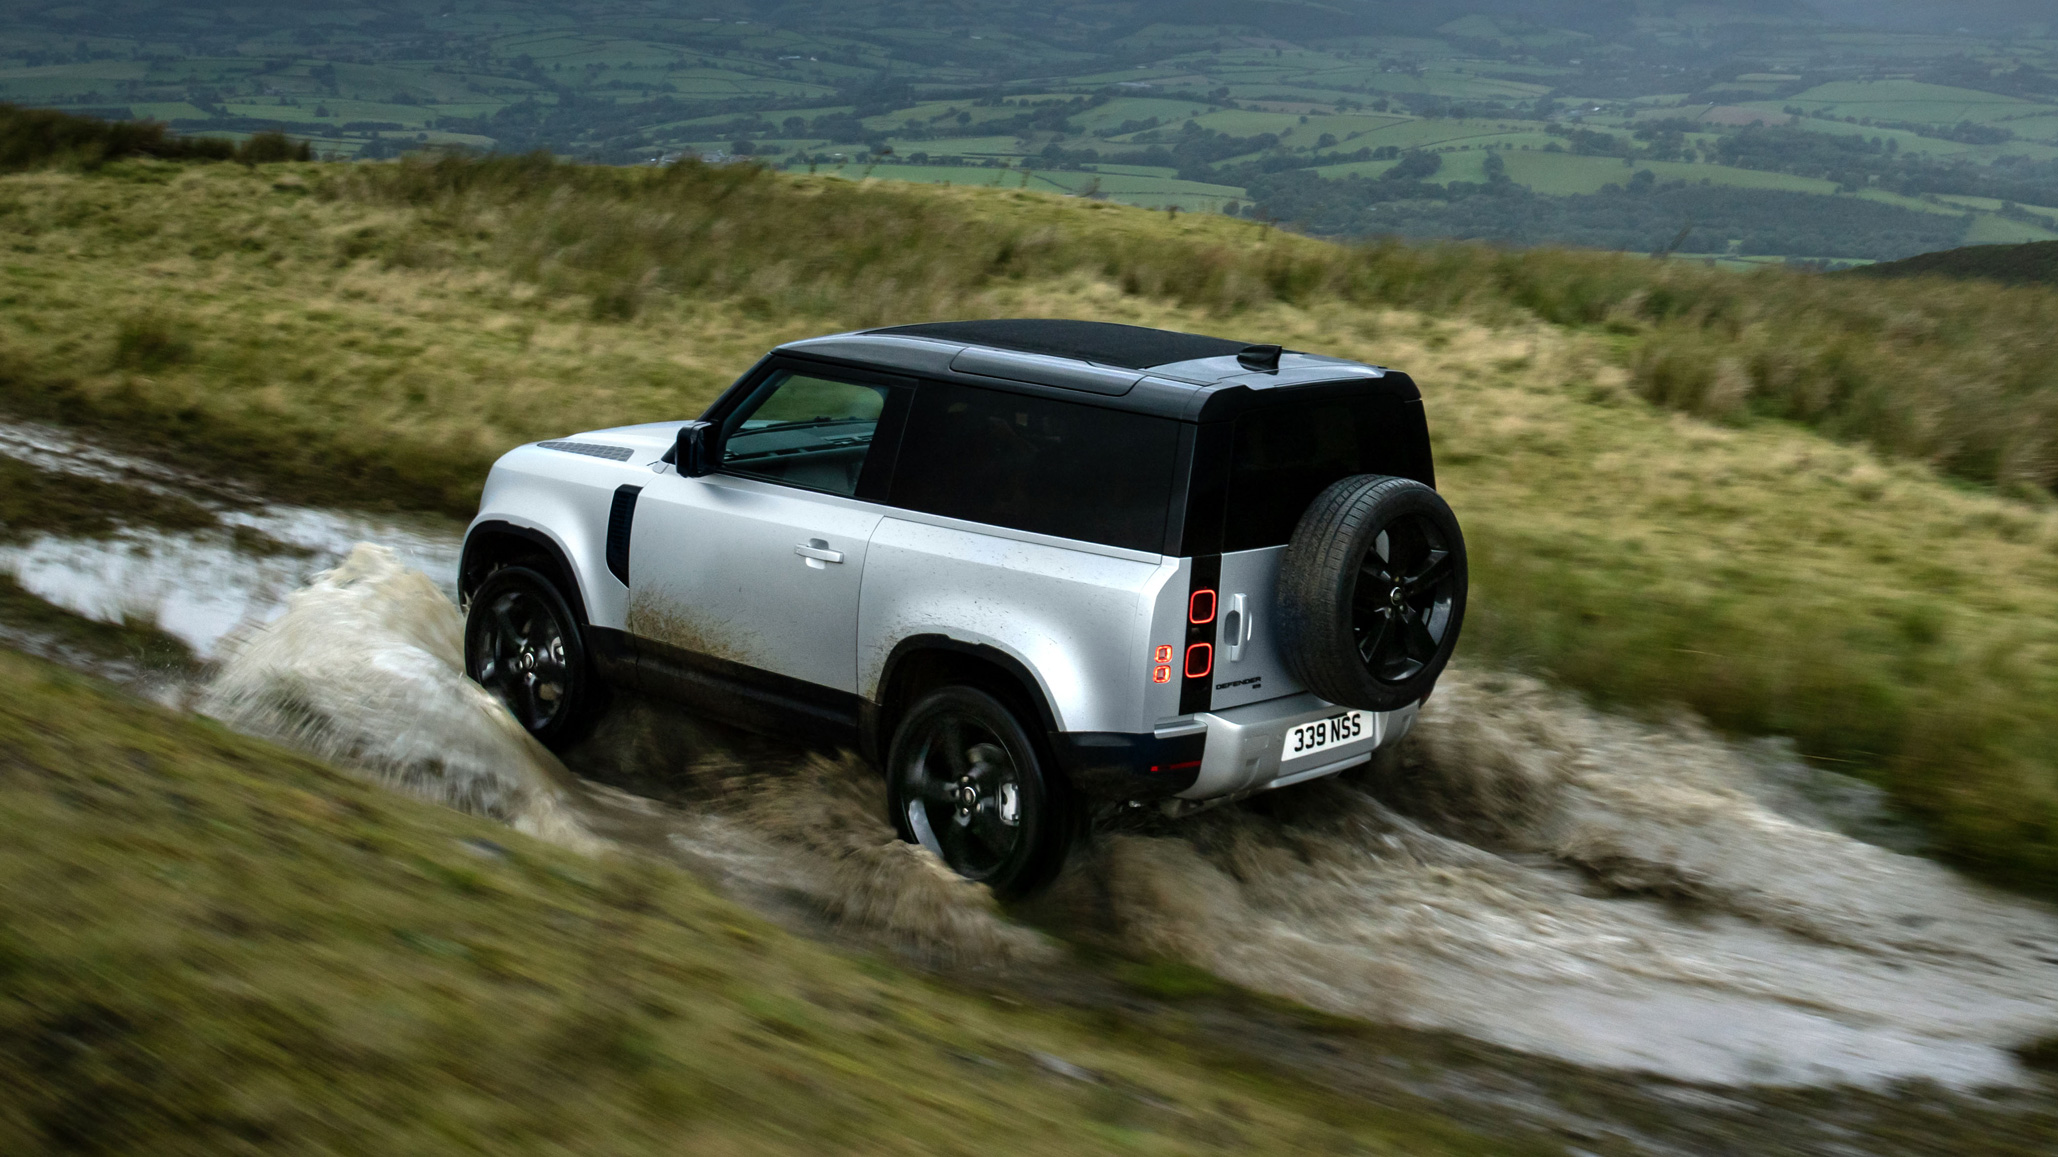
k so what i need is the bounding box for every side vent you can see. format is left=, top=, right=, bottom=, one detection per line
left=605, top=485, right=642, bottom=585
left=540, top=440, right=635, bottom=462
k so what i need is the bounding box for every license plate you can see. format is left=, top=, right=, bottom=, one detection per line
left=1281, top=711, right=1367, bottom=762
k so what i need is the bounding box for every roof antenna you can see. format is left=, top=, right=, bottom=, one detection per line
left=1237, top=343, right=1283, bottom=371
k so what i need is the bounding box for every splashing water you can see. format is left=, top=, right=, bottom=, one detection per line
left=1061, top=670, right=2058, bottom=1088
left=200, top=546, right=1041, bottom=964
left=164, top=542, right=2058, bottom=1087
left=563, top=691, right=1053, bottom=966
left=203, top=545, right=596, bottom=850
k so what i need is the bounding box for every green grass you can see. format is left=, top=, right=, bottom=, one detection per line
left=1500, top=151, right=1842, bottom=197
left=7, top=156, right=2058, bottom=888
left=1785, top=79, right=2045, bottom=127
left=0, top=646, right=1542, bottom=1154
left=1964, top=215, right=2058, bottom=245
left=0, top=454, right=215, bottom=542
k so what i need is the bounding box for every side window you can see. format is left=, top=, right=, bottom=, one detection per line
left=720, top=370, right=891, bottom=497
left=891, top=381, right=1179, bottom=552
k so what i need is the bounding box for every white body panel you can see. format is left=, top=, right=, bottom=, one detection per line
left=631, top=472, right=884, bottom=692
left=858, top=512, right=1179, bottom=733
left=1208, top=545, right=1305, bottom=710
left=469, top=440, right=666, bottom=631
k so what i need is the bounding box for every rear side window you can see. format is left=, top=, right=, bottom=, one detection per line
left=1222, top=394, right=1432, bottom=553
left=892, top=381, right=1179, bottom=552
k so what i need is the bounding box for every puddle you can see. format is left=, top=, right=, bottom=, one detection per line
left=0, top=418, right=461, bottom=661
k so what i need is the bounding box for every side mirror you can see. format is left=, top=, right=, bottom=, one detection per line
left=670, top=420, right=715, bottom=477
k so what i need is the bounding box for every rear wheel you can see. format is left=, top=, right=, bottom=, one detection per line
left=464, top=566, right=601, bottom=749
left=886, top=686, right=1072, bottom=899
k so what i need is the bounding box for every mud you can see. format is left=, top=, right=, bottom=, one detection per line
left=563, top=690, right=1054, bottom=965
left=198, top=544, right=2058, bottom=1091
left=0, top=418, right=460, bottom=662
left=1037, top=670, right=2058, bottom=1088
left=5, top=421, right=2058, bottom=1144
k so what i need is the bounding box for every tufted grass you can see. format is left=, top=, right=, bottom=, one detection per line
left=3, top=158, right=2058, bottom=886
left=0, top=647, right=1543, bottom=1154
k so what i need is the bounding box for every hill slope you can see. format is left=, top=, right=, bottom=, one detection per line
left=1855, top=239, right=2058, bottom=286
left=0, top=647, right=1546, bottom=1154
left=2, top=156, right=2058, bottom=891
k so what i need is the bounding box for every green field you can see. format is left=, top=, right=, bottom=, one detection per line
left=1501, top=151, right=1841, bottom=195
left=1964, top=214, right=2058, bottom=244
left=5, top=2, right=2058, bottom=256
left=1785, top=79, right=2046, bottom=125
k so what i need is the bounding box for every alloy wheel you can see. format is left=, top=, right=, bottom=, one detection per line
left=471, top=586, right=572, bottom=733
left=1349, top=514, right=1459, bottom=686
left=901, top=711, right=1025, bottom=881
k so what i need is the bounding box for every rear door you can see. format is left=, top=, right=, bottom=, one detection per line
left=1200, top=389, right=1434, bottom=712
left=627, top=363, right=908, bottom=693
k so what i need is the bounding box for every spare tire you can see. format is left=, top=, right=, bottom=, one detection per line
left=1276, top=475, right=1467, bottom=711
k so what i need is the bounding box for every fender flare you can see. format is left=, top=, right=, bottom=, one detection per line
left=869, top=634, right=1061, bottom=759
left=460, top=520, right=591, bottom=625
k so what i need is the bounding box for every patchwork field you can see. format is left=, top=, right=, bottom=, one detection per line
left=6, top=1, right=2058, bottom=258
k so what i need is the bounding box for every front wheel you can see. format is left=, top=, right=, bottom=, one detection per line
left=464, top=566, right=601, bottom=749
left=886, top=686, right=1073, bottom=899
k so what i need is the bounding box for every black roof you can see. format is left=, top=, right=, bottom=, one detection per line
left=871, top=319, right=1251, bottom=370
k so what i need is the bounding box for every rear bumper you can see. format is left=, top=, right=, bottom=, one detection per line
left=1173, top=692, right=1419, bottom=800
left=1051, top=693, right=1419, bottom=805
left=1052, top=729, right=1206, bottom=803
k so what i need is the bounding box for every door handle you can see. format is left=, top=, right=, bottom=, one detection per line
left=1223, top=593, right=1248, bottom=661
left=795, top=539, right=844, bottom=568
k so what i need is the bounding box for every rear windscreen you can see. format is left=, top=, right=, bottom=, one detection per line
left=1221, top=394, right=1432, bottom=553
left=891, top=381, right=1180, bottom=552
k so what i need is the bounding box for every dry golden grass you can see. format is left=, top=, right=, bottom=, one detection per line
left=3, top=158, right=2058, bottom=884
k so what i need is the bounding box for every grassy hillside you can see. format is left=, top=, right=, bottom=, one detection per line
left=1857, top=239, right=2058, bottom=286
left=4, top=157, right=2058, bottom=890
left=0, top=647, right=1545, bottom=1154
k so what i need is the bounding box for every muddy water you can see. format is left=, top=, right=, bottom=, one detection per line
left=0, top=420, right=459, bottom=668
left=1057, top=676, right=2058, bottom=1087
left=3, top=422, right=2056, bottom=1098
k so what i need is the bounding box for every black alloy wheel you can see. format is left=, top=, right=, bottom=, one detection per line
left=886, top=686, right=1072, bottom=898
left=1276, top=474, right=1468, bottom=711
left=1352, top=516, right=1459, bottom=686
left=464, top=566, right=598, bottom=749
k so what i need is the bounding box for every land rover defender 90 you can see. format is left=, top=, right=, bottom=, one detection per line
left=459, top=319, right=1466, bottom=895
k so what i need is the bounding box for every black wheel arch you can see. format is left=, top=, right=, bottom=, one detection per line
left=460, top=522, right=590, bottom=625
left=869, top=635, right=1060, bottom=767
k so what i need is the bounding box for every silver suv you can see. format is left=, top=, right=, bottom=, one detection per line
left=459, top=320, right=1466, bottom=895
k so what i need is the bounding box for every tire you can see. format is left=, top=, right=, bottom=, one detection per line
left=886, top=686, right=1074, bottom=899
left=1276, top=475, right=1467, bottom=712
left=464, top=566, right=603, bottom=750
